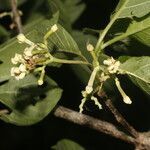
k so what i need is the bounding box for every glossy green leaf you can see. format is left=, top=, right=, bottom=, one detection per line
left=119, top=57, right=150, bottom=95
left=0, top=76, right=62, bottom=126
left=52, top=139, right=85, bottom=150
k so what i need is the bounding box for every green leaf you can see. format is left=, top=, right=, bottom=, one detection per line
left=44, top=23, right=82, bottom=56
left=0, top=76, right=62, bottom=126
left=95, top=0, right=150, bottom=53
left=119, top=57, right=150, bottom=95
left=52, top=139, right=85, bottom=150
left=0, top=25, right=9, bottom=44
left=0, top=16, right=66, bottom=125
left=103, top=15, right=150, bottom=49
left=113, top=0, right=150, bottom=19
left=71, top=31, right=98, bottom=84
left=0, top=16, right=83, bottom=83
left=48, top=0, right=85, bottom=28
left=133, top=28, right=150, bottom=47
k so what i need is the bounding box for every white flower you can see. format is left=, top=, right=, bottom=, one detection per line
left=11, top=67, right=20, bottom=76
left=51, top=24, right=58, bottom=32
left=11, top=53, right=24, bottom=64
left=103, top=57, right=115, bottom=66
left=24, top=47, right=33, bottom=57
left=10, top=64, right=27, bottom=80
left=19, top=64, right=26, bottom=72
left=103, top=57, right=120, bottom=74
left=15, top=72, right=26, bottom=80
left=17, top=33, right=34, bottom=46
left=17, top=33, right=26, bottom=44
left=123, top=95, right=132, bottom=104
left=87, top=44, right=94, bottom=51
left=100, top=72, right=110, bottom=82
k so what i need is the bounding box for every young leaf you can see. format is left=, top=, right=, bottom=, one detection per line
left=113, top=0, right=150, bottom=19
left=103, top=15, right=150, bottom=49
left=119, top=57, right=150, bottom=95
left=0, top=76, right=62, bottom=126
left=95, top=0, right=150, bottom=53
left=52, top=139, right=85, bottom=150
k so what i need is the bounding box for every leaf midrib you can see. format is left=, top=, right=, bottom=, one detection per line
left=125, top=1, right=150, bottom=9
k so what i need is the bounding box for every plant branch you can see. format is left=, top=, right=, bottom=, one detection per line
left=95, top=1, right=128, bottom=54
left=54, top=106, right=150, bottom=150
left=101, top=33, right=128, bottom=49
left=45, top=57, right=92, bottom=66
left=105, top=99, right=139, bottom=138
left=54, top=106, right=136, bottom=144
left=10, top=0, right=23, bottom=33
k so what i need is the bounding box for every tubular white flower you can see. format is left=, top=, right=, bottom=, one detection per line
left=17, top=33, right=34, bottom=46
left=11, top=53, right=24, bottom=64
left=115, top=78, right=132, bottom=104
left=17, top=33, right=26, bottom=43
left=123, top=95, right=132, bottom=104
left=51, top=24, right=58, bottom=32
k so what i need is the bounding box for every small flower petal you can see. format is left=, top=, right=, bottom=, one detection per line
left=24, top=47, right=33, bottom=57
left=11, top=53, right=23, bottom=64
left=11, top=67, right=20, bottom=76
left=15, top=72, right=26, bottom=80
left=19, top=64, right=26, bottom=72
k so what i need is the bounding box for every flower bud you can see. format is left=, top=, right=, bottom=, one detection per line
left=51, top=24, right=58, bottom=32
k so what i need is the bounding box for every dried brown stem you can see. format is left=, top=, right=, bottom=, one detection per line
left=105, top=99, right=139, bottom=138
left=10, top=0, right=23, bottom=33
left=54, top=106, right=136, bottom=144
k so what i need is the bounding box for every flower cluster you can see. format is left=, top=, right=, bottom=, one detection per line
left=103, top=57, right=120, bottom=74
left=10, top=24, right=58, bottom=84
